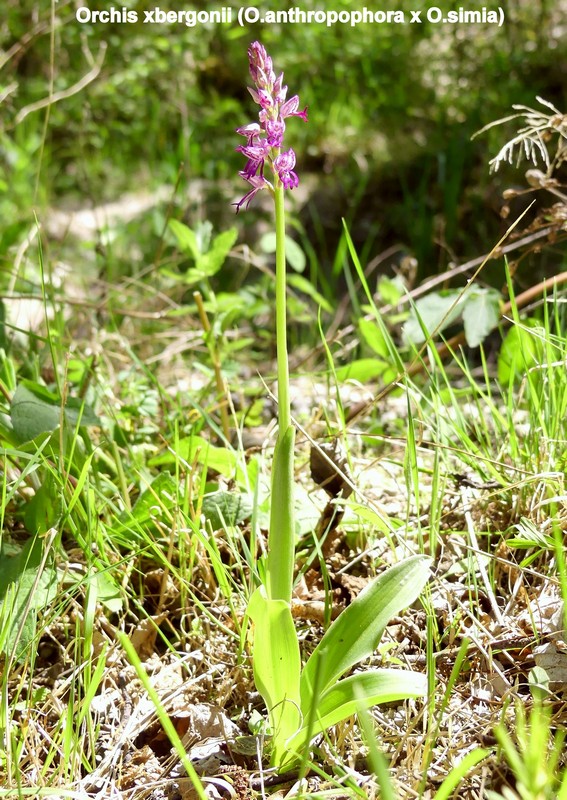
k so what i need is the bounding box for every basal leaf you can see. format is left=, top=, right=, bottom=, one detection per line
left=266, top=425, right=295, bottom=604
left=289, top=669, right=427, bottom=755
left=300, top=555, right=431, bottom=706
left=247, top=587, right=301, bottom=765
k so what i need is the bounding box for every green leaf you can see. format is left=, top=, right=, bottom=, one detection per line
left=23, top=474, right=61, bottom=534
left=168, top=219, right=200, bottom=260
left=260, top=232, right=306, bottom=273
left=11, top=384, right=60, bottom=441
left=10, top=382, right=99, bottom=442
left=198, top=227, right=238, bottom=276
left=300, top=555, right=431, bottom=705
left=247, top=587, right=301, bottom=765
left=0, top=537, right=58, bottom=661
left=403, top=291, right=463, bottom=345
left=124, top=471, right=178, bottom=527
left=201, top=490, right=253, bottom=530
left=287, top=274, right=333, bottom=313
left=289, top=669, right=427, bottom=754
left=90, top=570, right=123, bottom=614
left=462, top=287, right=501, bottom=347
left=149, top=435, right=238, bottom=477
left=358, top=318, right=390, bottom=358
left=335, top=358, right=393, bottom=383
left=497, top=319, right=543, bottom=384
left=377, top=275, right=405, bottom=305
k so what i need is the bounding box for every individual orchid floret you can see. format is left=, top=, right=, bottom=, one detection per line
left=233, top=173, right=272, bottom=213
left=280, top=95, right=308, bottom=122
left=236, top=122, right=262, bottom=142
left=236, top=141, right=271, bottom=161
left=274, top=149, right=299, bottom=189
left=265, top=119, right=285, bottom=147
left=235, top=41, right=307, bottom=212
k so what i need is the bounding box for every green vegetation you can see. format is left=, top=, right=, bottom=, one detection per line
left=1, top=2, right=566, bottom=798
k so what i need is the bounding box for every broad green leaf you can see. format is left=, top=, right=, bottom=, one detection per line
left=168, top=219, right=199, bottom=260
left=90, top=570, right=123, bottom=614
left=10, top=382, right=99, bottom=442
left=260, top=232, right=306, bottom=273
left=0, top=537, right=57, bottom=661
left=358, top=318, right=390, bottom=358
left=23, top=474, right=61, bottom=534
left=194, top=220, right=213, bottom=254
left=403, top=291, right=463, bottom=345
left=348, top=502, right=393, bottom=535
left=198, top=228, right=237, bottom=276
left=11, top=384, right=61, bottom=441
left=462, top=287, right=501, bottom=347
left=201, top=490, right=253, bottom=530
left=289, top=669, right=427, bottom=755
left=335, top=358, right=393, bottom=383
left=247, top=587, right=301, bottom=765
left=180, top=267, right=206, bottom=284
left=123, top=471, right=178, bottom=527
left=149, top=435, right=238, bottom=477
left=287, top=274, right=333, bottom=313
left=377, top=275, right=405, bottom=305
left=497, top=319, right=543, bottom=384
left=300, top=555, right=431, bottom=705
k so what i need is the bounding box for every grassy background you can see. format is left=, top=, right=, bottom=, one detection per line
left=1, top=2, right=567, bottom=798
left=2, top=0, right=566, bottom=281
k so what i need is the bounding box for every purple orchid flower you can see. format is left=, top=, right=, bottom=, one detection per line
left=274, top=149, right=299, bottom=189
left=234, top=42, right=308, bottom=212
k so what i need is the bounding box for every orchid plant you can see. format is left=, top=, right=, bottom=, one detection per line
left=235, top=42, right=431, bottom=770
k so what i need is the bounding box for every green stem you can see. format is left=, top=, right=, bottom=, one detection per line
left=266, top=181, right=295, bottom=603
left=274, top=183, right=291, bottom=433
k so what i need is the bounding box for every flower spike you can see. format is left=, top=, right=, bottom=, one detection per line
left=235, top=42, right=307, bottom=211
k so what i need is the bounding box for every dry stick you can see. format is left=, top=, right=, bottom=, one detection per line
left=14, top=42, right=107, bottom=125
left=193, top=290, right=231, bottom=441
left=390, top=225, right=561, bottom=307
left=293, top=225, right=561, bottom=376
left=345, top=270, right=567, bottom=426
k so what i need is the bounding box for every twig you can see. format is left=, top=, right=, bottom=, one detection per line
left=390, top=225, right=560, bottom=309
left=14, top=42, right=107, bottom=125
